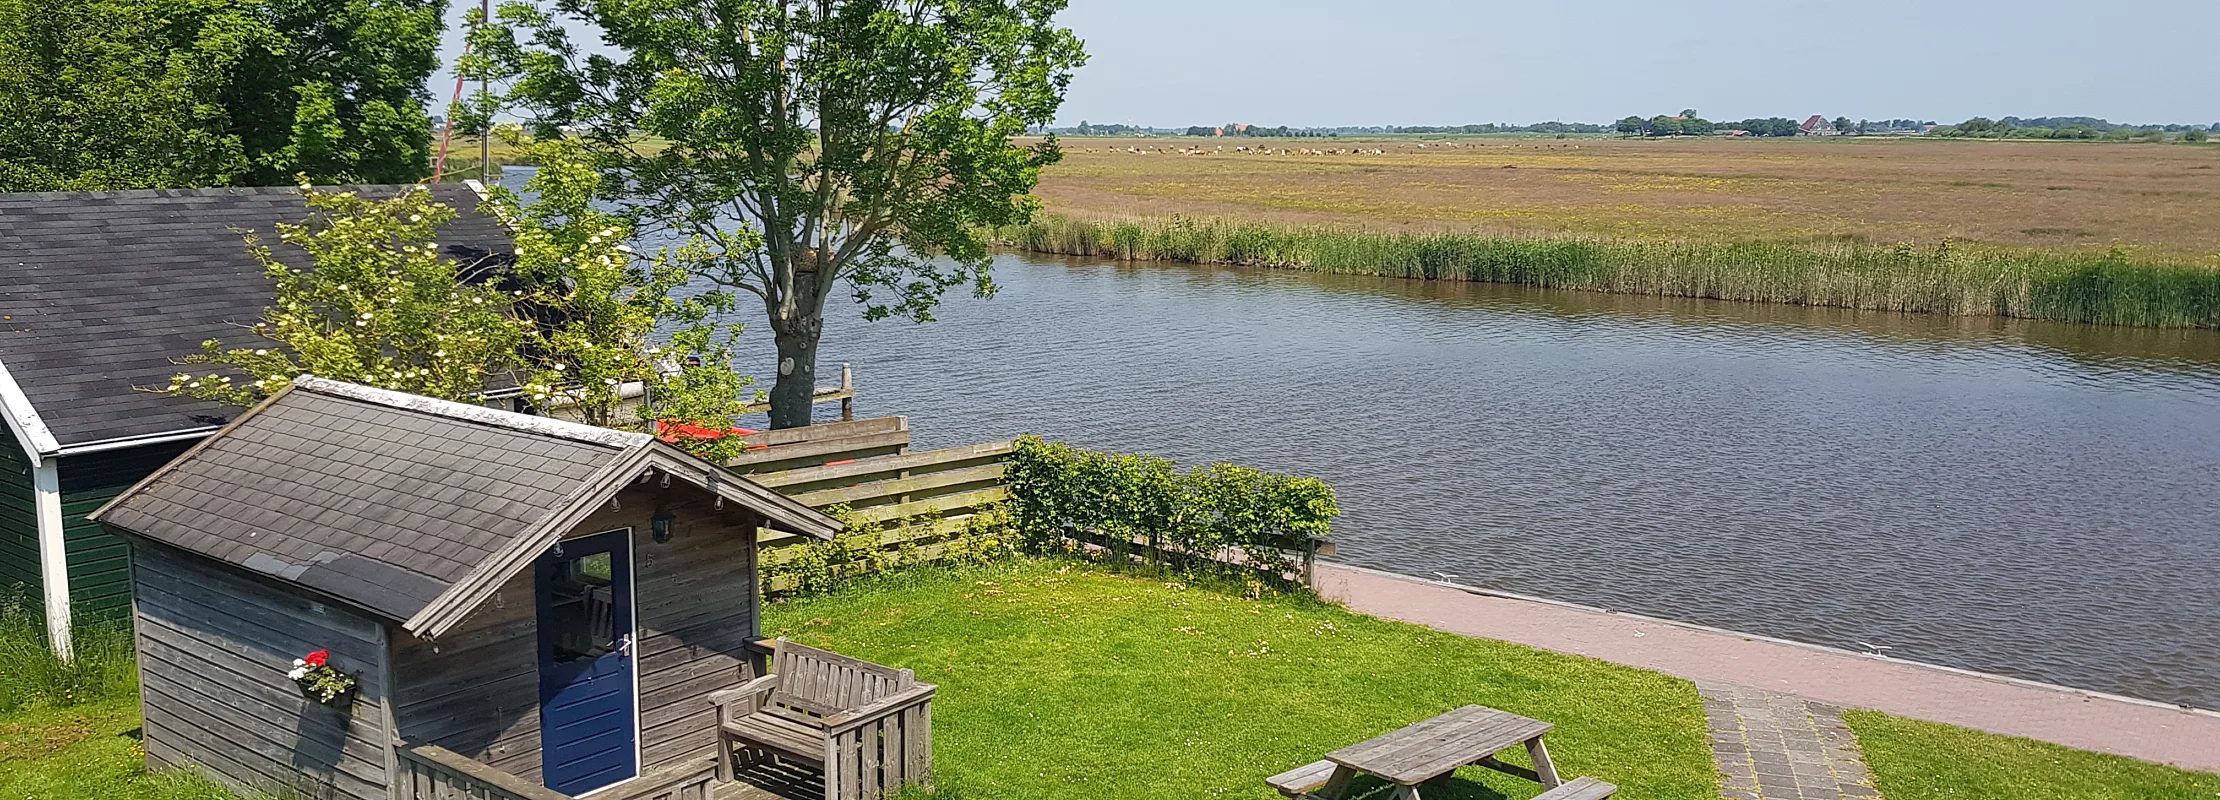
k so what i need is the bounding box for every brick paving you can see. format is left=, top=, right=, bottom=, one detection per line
left=1701, top=680, right=1877, bottom=800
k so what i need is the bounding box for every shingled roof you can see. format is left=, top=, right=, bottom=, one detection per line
left=0, top=184, right=511, bottom=456
left=91, top=376, right=840, bottom=637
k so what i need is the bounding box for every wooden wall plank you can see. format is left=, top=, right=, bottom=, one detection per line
left=389, top=480, right=763, bottom=787
left=132, top=546, right=392, bottom=800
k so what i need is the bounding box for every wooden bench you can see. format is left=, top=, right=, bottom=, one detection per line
left=709, top=637, right=937, bottom=800
left=1269, top=761, right=1614, bottom=800
left=1266, top=759, right=1337, bottom=796
left=1533, top=776, right=1616, bottom=800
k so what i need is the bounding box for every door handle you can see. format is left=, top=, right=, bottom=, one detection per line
left=617, top=633, right=635, bottom=657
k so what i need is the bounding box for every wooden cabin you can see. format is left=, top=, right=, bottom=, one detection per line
left=0, top=184, right=511, bottom=658
left=90, top=376, right=855, bottom=800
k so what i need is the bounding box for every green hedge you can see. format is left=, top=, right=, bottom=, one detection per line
left=1004, top=436, right=1339, bottom=588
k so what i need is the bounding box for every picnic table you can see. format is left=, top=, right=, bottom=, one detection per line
left=1268, top=705, right=1616, bottom=800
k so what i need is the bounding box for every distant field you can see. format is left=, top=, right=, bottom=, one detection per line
left=1033, top=136, right=2220, bottom=259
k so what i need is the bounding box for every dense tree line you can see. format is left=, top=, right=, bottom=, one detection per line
left=0, top=0, right=445, bottom=191
left=1616, top=110, right=1720, bottom=137
left=1937, top=117, right=2215, bottom=142
left=1162, top=121, right=1612, bottom=137
left=1065, top=121, right=1150, bottom=136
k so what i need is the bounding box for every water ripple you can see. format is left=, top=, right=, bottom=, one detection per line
left=737, top=253, right=2220, bottom=710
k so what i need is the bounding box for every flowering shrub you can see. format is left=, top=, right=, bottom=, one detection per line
left=1003, top=436, right=1340, bottom=589
left=163, top=184, right=526, bottom=405
left=287, top=649, right=357, bottom=704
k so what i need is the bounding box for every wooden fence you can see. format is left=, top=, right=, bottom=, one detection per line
left=729, top=417, right=1014, bottom=593
left=734, top=417, right=1333, bottom=591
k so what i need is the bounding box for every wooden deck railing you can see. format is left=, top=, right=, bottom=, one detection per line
left=396, top=743, right=574, bottom=800
left=823, top=683, right=936, bottom=800
left=396, top=744, right=718, bottom=800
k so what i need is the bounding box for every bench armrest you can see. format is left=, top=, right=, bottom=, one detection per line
left=708, top=674, right=781, bottom=717
left=822, top=682, right=938, bottom=736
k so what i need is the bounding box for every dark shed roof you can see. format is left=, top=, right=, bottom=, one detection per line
left=0, top=184, right=511, bottom=452
left=92, top=377, right=841, bottom=635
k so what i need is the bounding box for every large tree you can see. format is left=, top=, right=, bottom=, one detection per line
left=469, top=0, right=1086, bottom=427
left=166, top=169, right=762, bottom=459
left=0, top=0, right=445, bottom=191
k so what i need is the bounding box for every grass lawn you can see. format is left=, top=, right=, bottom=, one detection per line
left=1847, top=710, right=2220, bottom=800
left=0, top=700, right=233, bottom=799
left=762, top=561, right=1719, bottom=800
left=0, top=562, right=2215, bottom=800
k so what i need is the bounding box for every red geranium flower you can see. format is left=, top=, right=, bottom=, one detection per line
left=304, top=650, right=329, bottom=667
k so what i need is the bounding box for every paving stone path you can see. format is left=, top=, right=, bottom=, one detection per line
left=1699, top=680, right=1878, bottom=800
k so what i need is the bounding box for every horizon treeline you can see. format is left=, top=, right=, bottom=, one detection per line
left=1048, top=114, right=2220, bottom=138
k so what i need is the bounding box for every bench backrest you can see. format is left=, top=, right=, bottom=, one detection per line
left=766, top=637, right=915, bottom=721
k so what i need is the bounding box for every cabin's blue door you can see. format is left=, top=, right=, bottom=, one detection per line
left=537, top=528, right=638, bottom=795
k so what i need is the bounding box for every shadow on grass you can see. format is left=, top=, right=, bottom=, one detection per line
left=1335, top=771, right=1521, bottom=800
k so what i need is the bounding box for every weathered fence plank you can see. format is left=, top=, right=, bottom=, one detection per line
left=752, top=442, right=1014, bottom=492
left=725, top=432, right=912, bottom=473
left=786, top=464, right=1008, bottom=509
left=730, top=423, right=1014, bottom=591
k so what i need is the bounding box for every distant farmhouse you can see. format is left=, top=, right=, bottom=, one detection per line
left=1799, top=116, right=1840, bottom=136
left=0, top=184, right=511, bottom=657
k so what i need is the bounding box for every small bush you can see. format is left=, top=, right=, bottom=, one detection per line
left=1003, top=436, right=1339, bottom=589
left=765, top=503, right=1022, bottom=597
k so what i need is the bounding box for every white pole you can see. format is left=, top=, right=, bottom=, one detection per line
left=32, top=462, right=71, bottom=661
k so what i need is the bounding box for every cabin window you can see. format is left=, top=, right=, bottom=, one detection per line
left=547, top=552, right=617, bottom=662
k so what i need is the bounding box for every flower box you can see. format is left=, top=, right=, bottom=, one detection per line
left=288, top=649, right=359, bottom=707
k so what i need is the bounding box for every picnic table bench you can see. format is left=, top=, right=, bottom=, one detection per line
left=1266, top=705, right=1617, bottom=800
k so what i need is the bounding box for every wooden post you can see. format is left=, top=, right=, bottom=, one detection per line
left=1302, top=536, right=1335, bottom=588
left=839, top=363, right=854, bottom=421
left=1525, top=736, right=1562, bottom=788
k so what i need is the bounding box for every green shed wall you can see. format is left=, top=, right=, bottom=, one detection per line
left=0, top=429, right=38, bottom=613
left=59, top=441, right=196, bottom=620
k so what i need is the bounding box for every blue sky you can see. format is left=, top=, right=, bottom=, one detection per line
left=432, top=0, right=2219, bottom=127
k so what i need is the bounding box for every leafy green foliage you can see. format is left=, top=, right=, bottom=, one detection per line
left=482, top=131, right=763, bottom=460
left=0, top=0, right=443, bottom=191
left=764, top=503, right=1020, bottom=596
left=166, top=166, right=766, bottom=458
left=465, top=0, right=1086, bottom=426
left=1003, top=437, right=1340, bottom=589
left=164, top=184, right=525, bottom=404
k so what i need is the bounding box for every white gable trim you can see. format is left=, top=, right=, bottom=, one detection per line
left=0, top=358, right=59, bottom=466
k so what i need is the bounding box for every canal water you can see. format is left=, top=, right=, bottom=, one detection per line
left=746, top=251, right=2220, bottom=710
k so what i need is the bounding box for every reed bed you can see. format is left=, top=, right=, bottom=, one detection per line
left=1001, top=214, right=2220, bottom=328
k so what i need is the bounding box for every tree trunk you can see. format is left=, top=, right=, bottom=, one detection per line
left=768, top=316, right=823, bottom=429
